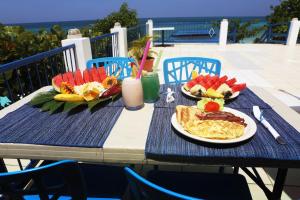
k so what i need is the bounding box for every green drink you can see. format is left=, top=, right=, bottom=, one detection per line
left=141, top=72, right=160, bottom=103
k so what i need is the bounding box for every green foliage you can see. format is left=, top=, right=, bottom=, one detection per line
left=268, top=0, right=300, bottom=23
left=267, top=0, right=300, bottom=36
left=129, top=36, right=156, bottom=60
left=228, top=19, right=266, bottom=43
left=91, top=3, right=138, bottom=35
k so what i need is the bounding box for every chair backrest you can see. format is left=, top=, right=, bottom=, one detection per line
left=124, top=167, right=200, bottom=200
left=163, top=57, right=221, bottom=84
left=0, top=160, right=86, bottom=200
left=86, top=57, right=136, bottom=80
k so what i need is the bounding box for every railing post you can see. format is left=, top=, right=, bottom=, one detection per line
left=219, top=19, right=228, bottom=46
left=61, top=29, right=92, bottom=71
left=286, top=18, right=300, bottom=46
left=110, top=22, right=128, bottom=57
left=146, top=19, right=154, bottom=47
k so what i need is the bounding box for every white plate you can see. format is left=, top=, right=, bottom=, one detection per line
left=181, top=85, right=240, bottom=100
left=171, top=107, right=257, bottom=144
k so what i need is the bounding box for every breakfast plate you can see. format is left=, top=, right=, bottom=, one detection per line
left=171, top=107, right=257, bottom=144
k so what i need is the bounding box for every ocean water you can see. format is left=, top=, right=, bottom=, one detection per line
left=7, top=17, right=266, bottom=31
left=6, top=17, right=267, bottom=43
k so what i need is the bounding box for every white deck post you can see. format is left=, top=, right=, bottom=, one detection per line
left=286, top=18, right=300, bottom=46
left=110, top=22, right=128, bottom=57
left=61, top=29, right=92, bottom=71
left=219, top=19, right=228, bottom=46
left=146, top=19, right=154, bottom=47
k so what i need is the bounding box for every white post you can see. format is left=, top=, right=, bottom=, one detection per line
left=110, top=22, right=128, bottom=57
left=146, top=19, right=154, bottom=47
left=286, top=18, right=300, bottom=46
left=219, top=19, right=228, bottom=46
left=61, top=29, right=92, bottom=72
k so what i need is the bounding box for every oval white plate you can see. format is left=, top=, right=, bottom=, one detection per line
left=181, top=85, right=240, bottom=100
left=171, top=107, right=257, bottom=144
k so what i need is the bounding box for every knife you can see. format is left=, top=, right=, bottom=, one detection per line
left=253, top=106, right=286, bottom=145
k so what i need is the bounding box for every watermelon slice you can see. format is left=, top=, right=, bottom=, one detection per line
left=186, top=80, right=197, bottom=89
left=62, top=73, right=69, bottom=83
left=52, top=74, right=63, bottom=92
left=83, top=69, right=90, bottom=83
left=66, top=72, right=75, bottom=86
left=231, top=83, right=247, bottom=93
left=226, top=78, right=237, bottom=87
left=74, top=69, right=84, bottom=85
left=90, top=67, right=101, bottom=83
left=195, top=75, right=204, bottom=83
left=211, top=80, right=222, bottom=90
left=97, top=67, right=107, bottom=82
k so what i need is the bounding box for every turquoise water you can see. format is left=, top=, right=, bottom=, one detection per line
left=6, top=17, right=267, bottom=43
left=7, top=17, right=266, bottom=32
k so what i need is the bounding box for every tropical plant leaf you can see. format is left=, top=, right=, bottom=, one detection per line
left=63, top=101, right=86, bottom=112
left=87, top=97, right=112, bottom=111
left=40, top=100, right=57, bottom=112
left=49, top=101, right=64, bottom=114
left=30, top=91, right=57, bottom=106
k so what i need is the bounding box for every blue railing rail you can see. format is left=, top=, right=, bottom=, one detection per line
left=153, top=21, right=220, bottom=43
left=260, top=22, right=289, bottom=44
left=0, top=44, right=77, bottom=104
left=127, top=24, right=147, bottom=48
left=90, top=32, right=119, bottom=58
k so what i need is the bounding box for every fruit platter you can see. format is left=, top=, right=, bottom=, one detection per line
left=30, top=67, right=121, bottom=113
left=182, top=73, right=246, bottom=100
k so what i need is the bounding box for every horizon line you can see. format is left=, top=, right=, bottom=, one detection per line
left=4, top=16, right=268, bottom=25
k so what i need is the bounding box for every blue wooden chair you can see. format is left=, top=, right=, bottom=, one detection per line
left=0, top=160, right=127, bottom=200
left=163, top=57, right=221, bottom=84
left=86, top=57, right=136, bottom=80
left=124, top=167, right=252, bottom=200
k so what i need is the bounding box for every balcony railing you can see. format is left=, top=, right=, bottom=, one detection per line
left=259, top=23, right=289, bottom=44
left=127, top=24, right=147, bottom=48
left=0, top=44, right=76, bottom=104
left=90, top=32, right=119, bottom=58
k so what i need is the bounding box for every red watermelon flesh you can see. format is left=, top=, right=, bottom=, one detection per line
left=74, top=69, right=84, bottom=85
left=66, top=72, right=75, bottom=86
left=52, top=74, right=63, bottom=92
left=62, top=73, right=69, bottom=83
left=90, top=67, right=101, bottom=83
left=231, top=83, right=247, bottom=93
left=97, top=67, right=107, bottom=82
left=83, top=69, right=90, bottom=83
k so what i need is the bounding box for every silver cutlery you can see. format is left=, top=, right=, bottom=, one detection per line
left=253, top=106, right=286, bottom=145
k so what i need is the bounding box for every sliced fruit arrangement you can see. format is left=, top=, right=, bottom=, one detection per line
left=183, top=72, right=246, bottom=99
left=51, top=68, right=120, bottom=102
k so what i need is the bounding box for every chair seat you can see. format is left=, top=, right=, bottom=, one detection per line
left=24, top=195, right=120, bottom=200
left=30, top=162, right=128, bottom=199
left=147, top=170, right=252, bottom=200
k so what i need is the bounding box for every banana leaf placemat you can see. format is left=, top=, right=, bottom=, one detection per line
left=0, top=104, right=123, bottom=148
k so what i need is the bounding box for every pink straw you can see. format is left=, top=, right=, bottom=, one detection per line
left=136, top=40, right=151, bottom=79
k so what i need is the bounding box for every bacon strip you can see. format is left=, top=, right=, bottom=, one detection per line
left=196, top=111, right=247, bottom=127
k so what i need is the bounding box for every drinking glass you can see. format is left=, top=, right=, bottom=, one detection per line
left=141, top=72, right=160, bottom=103
left=122, top=77, right=144, bottom=110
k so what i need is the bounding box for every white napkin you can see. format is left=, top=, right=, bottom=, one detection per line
left=166, top=87, right=175, bottom=103
left=253, top=106, right=280, bottom=139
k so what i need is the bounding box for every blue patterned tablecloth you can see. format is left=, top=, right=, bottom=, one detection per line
left=146, top=84, right=300, bottom=167
left=0, top=104, right=123, bottom=148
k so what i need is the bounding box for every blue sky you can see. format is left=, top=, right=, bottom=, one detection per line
left=0, top=0, right=280, bottom=24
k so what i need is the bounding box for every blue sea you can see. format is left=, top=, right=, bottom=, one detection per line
left=6, top=17, right=267, bottom=43
left=7, top=17, right=266, bottom=32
